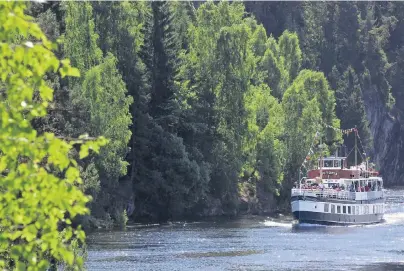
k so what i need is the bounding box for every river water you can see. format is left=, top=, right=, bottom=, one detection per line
left=86, top=189, right=404, bottom=271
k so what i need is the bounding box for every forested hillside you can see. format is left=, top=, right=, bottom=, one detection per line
left=245, top=2, right=404, bottom=186
left=26, top=1, right=404, bottom=227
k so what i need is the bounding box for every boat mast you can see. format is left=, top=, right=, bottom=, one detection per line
left=319, top=135, right=323, bottom=181
left=354, top=125, right=357, bottom=167
left=299, top=167, right=301, bottom=191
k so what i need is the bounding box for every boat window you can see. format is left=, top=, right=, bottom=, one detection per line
left=343, top=206, right=346, bottom=214
left=324, top=160, right=333, bottom=167
left=331, top=205, right=335, bottom=214
left=356, top=206, right=359, bottom=215
left=333, top=160, right=340, bottom=168
left=373, top=205, right=375, bottom=214
left=324, top=204, right=329, bottom=213
left=337, top=205, right=341, bottom=214
left=348, top=206, right=351, bottom=214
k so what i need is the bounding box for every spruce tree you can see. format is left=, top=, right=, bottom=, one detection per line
left=119, top=1, right=210, bottom=221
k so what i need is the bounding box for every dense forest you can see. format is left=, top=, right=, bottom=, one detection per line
left=4, top=1, right=404, bottom=269
left=23, top=1, right=404, bottom=228
left=14, top=1, right=404, bottom=228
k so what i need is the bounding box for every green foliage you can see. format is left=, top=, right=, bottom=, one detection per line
left=23, top=0, right=361, bottom=224
left=295, top=1, right=395, bottom=165
left=170, top=1, right=195, bottom=50
left=0, top=2, right=106, bottom=269
left=81, top=53, right=132, bottom=180
left=128, top=1, right=211, bottom=220
left=178, top=1, right=341, bottom=211
left=64, top=2, right=133, bottom=224
left=243, top=83, right=285, bottom=191
left=91, top=1, right=154, bottom=221
left=332, top=66, right=372, bottom=165
left=64, top=1, right=102, bottom=74
left=182, top=2, right=254, bottom=206
left=278, top=30, right=302, bottom=82
left=261, top=31, right=302, bottom=99
left=282, top=71, right=335, bottom=174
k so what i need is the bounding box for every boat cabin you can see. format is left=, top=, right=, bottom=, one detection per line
left=319, top=157, right=347, bottom=169
left=299, top=155, right=383, bottom=193
left=307, top=156, right=379, bottom=179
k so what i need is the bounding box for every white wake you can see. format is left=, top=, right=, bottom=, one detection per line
left=262, top=220, right=292, bottom=228
left=383, top=212, right=404, bottom=225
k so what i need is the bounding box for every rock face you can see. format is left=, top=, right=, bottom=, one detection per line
left=363, top=88, right=403, bottom=186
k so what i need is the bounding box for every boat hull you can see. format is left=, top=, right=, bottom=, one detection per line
left=292, top=210, right=383, bottom=225
left=291, top=199, right=384, bottom=225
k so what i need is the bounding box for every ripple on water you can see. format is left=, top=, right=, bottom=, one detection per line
left=179, top=250, right=264, bottom=258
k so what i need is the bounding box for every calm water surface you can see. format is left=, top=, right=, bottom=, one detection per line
left=86, top=189, right=404, bottom=270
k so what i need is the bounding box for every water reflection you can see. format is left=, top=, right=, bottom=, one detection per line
left=357, top=262, right=404, bottom=271
left=290, top=222, right=363, bottom=234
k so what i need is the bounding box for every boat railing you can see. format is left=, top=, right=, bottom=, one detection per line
left=291, top=188, right=354, bottom=200
left=355, top=190, right=384, bottom=200
left=291, top=188, right=383, bottom=201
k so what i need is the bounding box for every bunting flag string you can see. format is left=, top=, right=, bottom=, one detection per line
left=300, top=123, right=363, bottom=170
left=323, top=123, right=358, bottom=135
left=355, top=128, right=368, bottom=157
left=299, top=124, right=364, bottom=175
left=300, top=131, right=320, bottom=169
left=323, top=123, right=368, bottom=155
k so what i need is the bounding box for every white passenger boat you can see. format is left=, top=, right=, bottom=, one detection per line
left=291, top=129, right=384, bottom=225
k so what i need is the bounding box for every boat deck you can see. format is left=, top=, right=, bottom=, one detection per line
left=291, top=188, right=384, bottom=201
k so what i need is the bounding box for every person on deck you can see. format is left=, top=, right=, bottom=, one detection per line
left=319, top=182, right=324, bottom=191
